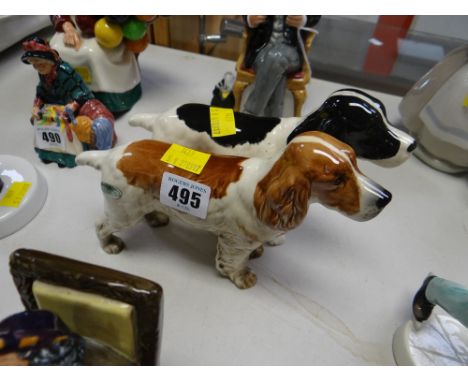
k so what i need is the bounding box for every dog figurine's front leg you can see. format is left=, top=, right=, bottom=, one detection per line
left=144, top=210, right=170, bottom=227
left=215, top=234, right=261, bottom=289
left=267, top=233, right=286, bottom=246
left=96, top=217, right=126, bottom=254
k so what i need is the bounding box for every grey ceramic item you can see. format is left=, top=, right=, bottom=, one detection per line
left=400, top=44, right=468, bottom=173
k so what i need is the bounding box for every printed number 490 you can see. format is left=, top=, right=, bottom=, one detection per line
left=42, top=132, right=62, bottom=144
left=168, top=185, right=201, bottom=209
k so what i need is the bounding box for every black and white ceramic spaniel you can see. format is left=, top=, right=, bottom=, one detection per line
left=129, top=88, right=416, bottom=167
left=76, top=131, right=392, bottom=289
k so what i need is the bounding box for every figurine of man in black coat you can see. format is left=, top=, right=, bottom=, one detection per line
left=242, top=15, right=321, bottom=117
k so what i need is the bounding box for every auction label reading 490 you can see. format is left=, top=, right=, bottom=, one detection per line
left=160, top=172, right=211, bottom=219
left=35, top=125, right=66, bottom=150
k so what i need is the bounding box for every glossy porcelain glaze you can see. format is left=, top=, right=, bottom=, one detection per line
left=413, top=275, right=468, bottom=328
left=76, top=131, right=391, bottom=289
left=49, top=16, right=154, bottom=113
left=393, top=314, right=468, bottom=366
left=9, top=248, right=163, bottom=365
left=33, top=280, right=137, bottom=362
left=394, top=274, right=468, bottom=365
left=240, top=16, right=320, bottom=118
left=211, top=72, right=235, bottom=108
left=0, top=155, right=47, bottom=239
left=0, top=310, right=84, bottom=365
left=129, top=88, right=416, bottom=167
left=22, top=37, right=117, bottom=168
left=400, top=45, right=468, bottom=173
left=31, top=103, right=116, bottom=168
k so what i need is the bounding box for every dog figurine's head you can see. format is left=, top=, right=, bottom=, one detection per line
left=288, top=88, right=417, bottom=167
left=255, top=131, right=392, bottom=231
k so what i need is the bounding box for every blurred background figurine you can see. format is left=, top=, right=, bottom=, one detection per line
left=210, top=71, right=235, bottom=108
left=22, top=36, right=116, bottom=168
left=50, top=16, right=156, bottom=113
left=413, top=274, right=468, bottom=327
left=0, top=310, right=84, bottom=366
left=242, top=15, right=321, bottom=117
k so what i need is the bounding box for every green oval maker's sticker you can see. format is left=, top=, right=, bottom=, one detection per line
left=101, top=183, right=122, bottom=199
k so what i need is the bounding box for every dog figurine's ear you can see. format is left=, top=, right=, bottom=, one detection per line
left=254, top=166, right=311, bottom=231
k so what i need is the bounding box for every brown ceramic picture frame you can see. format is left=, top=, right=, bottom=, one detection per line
left=9, top=248, right=163, bottom=365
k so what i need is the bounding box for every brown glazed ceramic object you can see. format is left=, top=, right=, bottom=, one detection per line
left=9, top=248, right=163, bottom=365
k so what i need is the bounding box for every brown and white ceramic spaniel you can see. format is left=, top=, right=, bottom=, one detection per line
left=76, top=131, right=392, bottom=289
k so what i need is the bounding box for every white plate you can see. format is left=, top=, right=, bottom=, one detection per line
left=393, top=313, right=468, bottom=366
left=0, top=155, right=47, bottom=238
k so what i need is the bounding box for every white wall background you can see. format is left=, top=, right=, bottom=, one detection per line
left=342, top=15, right=468, bottom=41
left=2, top=15, right=467, bottom=53
left=0, top=16, right=50, bottom=52
left=412, top=15, right=468, bottom=40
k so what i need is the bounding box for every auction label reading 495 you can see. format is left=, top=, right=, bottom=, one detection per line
left=160, top=172, right=211, bottom=219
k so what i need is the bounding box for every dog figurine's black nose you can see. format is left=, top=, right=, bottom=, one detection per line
left=376, top=188, right=392, bottom=209
left=407, top=141, right=417, bottom=152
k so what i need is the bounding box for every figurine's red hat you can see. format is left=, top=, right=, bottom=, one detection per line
left=21, top=37, right=60, bottom=64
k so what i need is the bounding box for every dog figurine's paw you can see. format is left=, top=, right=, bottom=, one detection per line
left=266, top=234, right=286, bottom=246
left=232, top=269, right=257, bottom=289
left=103, top=235, right=125, bottom=254
left=249, top=246, right=264, bottom=259
left=145, top=211, right=169, bottom=227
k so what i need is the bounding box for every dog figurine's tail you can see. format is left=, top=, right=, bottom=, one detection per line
left=128, top=113, right=158, bottom=132
left=75, top=150, right=108, bottom=170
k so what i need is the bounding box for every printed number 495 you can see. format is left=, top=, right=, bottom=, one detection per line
left=168, top=185, right=201, bottom=209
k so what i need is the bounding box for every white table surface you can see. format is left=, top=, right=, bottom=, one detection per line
left=1, top=42, right=467, bottom=366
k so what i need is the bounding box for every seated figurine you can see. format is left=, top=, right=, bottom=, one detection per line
left=129, top=88, right=416, bottom=167
left=0, top=310, right=84, bottom=366
left=76, top=131, right=392, bottom=289
left=22, top=37, right=116, bottom=168
left=241, top=15, right=320, bottom=117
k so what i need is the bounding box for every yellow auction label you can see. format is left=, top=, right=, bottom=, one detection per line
left=161, top=144, right=211, bottom=174
left=0, top=182, right=32, bottom=208
left=463, top=95, right=468, bottom=108
left=210, top=107, right=236, bottom=137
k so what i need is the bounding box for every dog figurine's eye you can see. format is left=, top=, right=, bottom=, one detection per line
left=333, top=174, right=346, bottom=186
